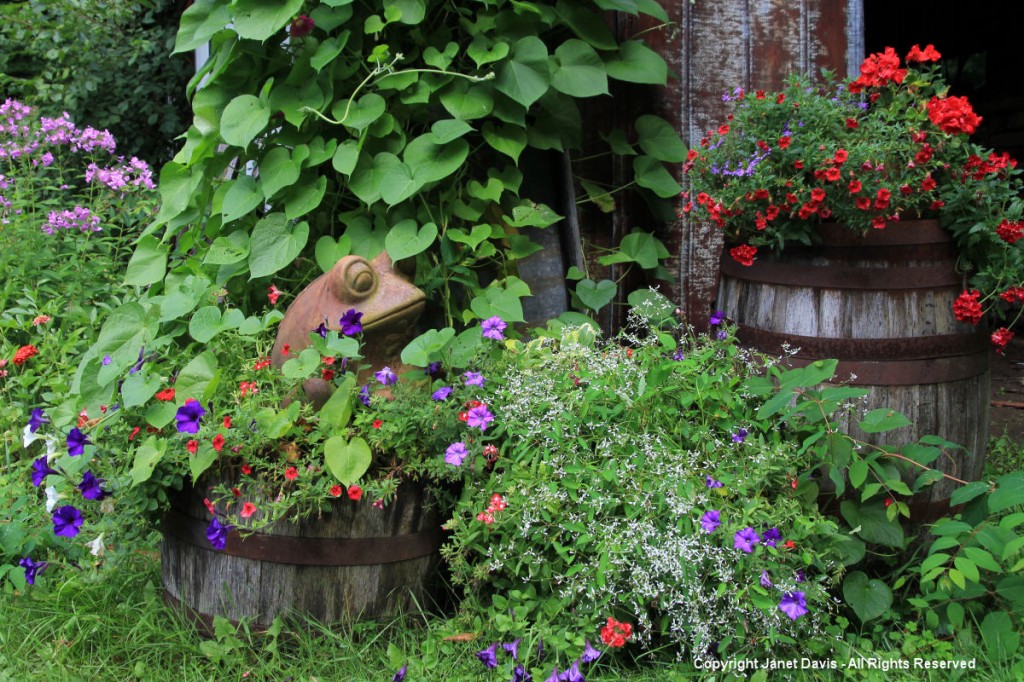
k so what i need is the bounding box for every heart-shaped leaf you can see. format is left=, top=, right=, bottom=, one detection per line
left=324, top=436, right=372, bottom=486
left=843, top=571, right=892, bottom=622
left=385, top=220, right=437, bottom=260
left=576, top=279, right=617, bottom=312
left=220, top=95, right=269, bottom=148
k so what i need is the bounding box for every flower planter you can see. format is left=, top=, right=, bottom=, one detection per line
left=160, top=478, right=444, bottom=629
left=717, top=219, right=990, bottom=518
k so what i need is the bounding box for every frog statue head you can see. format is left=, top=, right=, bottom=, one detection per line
left=270, top=252, right=425, bottom=407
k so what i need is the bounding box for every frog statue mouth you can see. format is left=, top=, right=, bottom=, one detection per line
left=360, top=298, right=427, bottom=358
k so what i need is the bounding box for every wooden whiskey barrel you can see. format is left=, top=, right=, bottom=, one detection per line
left=161, top=479, right=444, bottom=629
left=717, top=220, right=990, bottom=518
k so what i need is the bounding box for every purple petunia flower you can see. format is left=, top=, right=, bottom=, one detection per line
left=358, top=384, right=371, bottom=406
left=795, top=569, right=806, bottom=583
left=544, top=668, right=560, bottom=682
left=481, top=316, right=507, bottom=341
left=53, top=505, right=84, bottom=537
left=502, top=638, right=521, bottom=661
left=466, top=405, right=494, bottom=431
left=67, top=427, right=90, bottom=456
left=709, top=310, right=724, bottom=326
left=175, top=399, right=205, bottom=434
left=431, top=386, right=453, bottom=401
left=705, top=475, right=723, bottom=489
left=779, top=591, right=808, bottom=620
left=28, top=408, right=48, bottom=433
left=476, top=642, right=499, bottom=669
left=734, top=527, right=760, bottom=553
left=77, top=471, right=107, bottom=500
left=425, top=361, right=442, bottom=378
left=391, top=665, right=407, bottom=682
left=558, top=661, right=585, bottom=682
left=732, top=428, right=748, bottom=443
left=760, top=570, right=772, bottom=588
left=701, top=510, right=721, bottom=534
left=513, top=664, right=533, bottom=682
left=206, top=517, right=232, bottom=550
left=339, top=309, right=363, bottom=336
left=762, top=527, right=781, bottom=547
left=31, top=457, right=58, bottom=487
left=315, top=321, right=329, bottom=338
left=580, top=639, right=602, bottom=664
left=375, top=366, right=397, bottom=386
left=19, top=556, right=48, bottom=585
left=463, top=371, right=485, bottom=387
left=444, top=442, right=468, bottom=466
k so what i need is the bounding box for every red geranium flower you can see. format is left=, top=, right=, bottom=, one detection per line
left=991, top=327, right=1015, bottom=354
left=729, top=244, right=757, bottom=267
left=996, top=220, right=1024, bottom=245
left=12, top=345, right=39, bottom=365
left=600, top=618, right=633, bottom=648
left=906, top=43, right=941, bottom=63
left=953, top=290, right=984, bottom=325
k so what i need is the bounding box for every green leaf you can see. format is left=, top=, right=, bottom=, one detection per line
left=121, top=373, right=162, bottom=409
left=220, top=95, right=270, bottom=148
left=843, top=571, right=892, bottom=622
left=333, top=93, right=386, bottom=130
left=154, top=162, right=202, bottom=224
left=636, top=115, right=687, bottom=162
left=314, top=235, right=352, bottom=273
left=633, top=155, right=682, bottom=198
left=470, top=285, right=527, bottom=323
left=467, top=37, right=510, bottom=68
left=554, top=0, right=617, bottom=50
left=991, top=472, right=1024, bottom=513
left=841, top=500, right=905, bottom=548
left=849, top=459, right=869, bottom=489
left=348, top=152, right=400, bottom=205
left=259, top=147, right=301, bottom=199
left=439, top=81, right=494, bottom=120
left=445, top=328, right=484, bottom=369
left=859, top=408, right=912, bottom=433
left=124, top=236, right=168, bottom=286
left=190, top=443, right=219, bottom=483
left=576, top=279, right=617, bottom=312
left=981, top=611, right=1020, bottom=658
left=175, top=351, right=218, bottom=402
left=205, top=231, right=250, bottom=265
left=429, top=119, right=473, bottom=144
left=311, top=36, right=346, bottom=71
left=598, top=231, right=669, bottom=269
left=145, top=402, right=177, bottom=429
left=605, top=40, right=668, bottom=85
left=221, top=175, right=264, bottom=222
left=248, top=214, right=309, bottom=279
left=385, top=220, right=437, bottom=260
left=332, top=140, right=360, bottom=176
left=950, top=480, right=991, bottom=506
left=230, top=0, right=304, bottom=42
left=506, top=203, right=561, bottom=228
left=131, top=437, right=166, bottom=486
left=319, top=376, right=356, bottom=431
left=551, top=40, right=608, bottom=97
left=482, top=123, right=528, bottom=164
left=281, top=348, right=321, bottom=379
left=255, top=403, right=300, bottom=439
left=189, top=306, right=223, bottom=343
left=953, top=556, right=980, bottom=583
left=581, top=180, right=614, bottom=212
left=401, top=328, right=456, bottom=367
left=403, top=136, right=470, bottom=185
left=964, top=546, right=1002, bottom=572
left=285, top=175, right=328, bottom=219
left=175, top=0, right=231, bottom=53
left=495, top=36, right=551, bottom=107
left=324, top=436, right=372, bottom=486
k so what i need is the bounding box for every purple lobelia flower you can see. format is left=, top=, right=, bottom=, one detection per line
left=358, top=384, right=371, bottom=406
left=734, top=527, right=760, bottom=553
left=502, top=638, right=521, bottom=661
left=466, top=405, right=494, bottom=431
left=481, top=316, right=507, bottom=341
left=391, top=665, right=407, bottom=682
left=339, top=309, right=363, bottom=336
left=66, top=427, right=90, bottom=456
left=444, top=442, right=468, bottom=466
left=779, top=591, right=808, bottom=620
left=375, top=366, right=397, bottom=386
left=31, top=457, right=58, bottom=487
left=28, top=408, right=48, bottom=433
left=732, top=427, right=748, bottom=443
left=476, top=642, right=499, bottom=669
left=700, top=510, right=722, bottom=534
left=52, top=505, right=84, bottom=537
left=512, top=664, right=533, bottom=682
left=431, top=386, right=453, bottom=401
left=175, top=399, right=205, bottom=434
left=77, top=471, right=107, bottom=500
left=206, top=517, right=232, bottom=550
left=19, top=556, right=48, bottom=585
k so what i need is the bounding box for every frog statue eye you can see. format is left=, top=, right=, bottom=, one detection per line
left=335, top=257, right=378, bottom=301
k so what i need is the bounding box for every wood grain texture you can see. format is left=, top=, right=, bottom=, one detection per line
left=161, top=479, right=443, bottom=627
left=717, top=220, right=989, bottom=510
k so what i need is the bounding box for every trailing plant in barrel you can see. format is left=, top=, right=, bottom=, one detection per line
left=683, top=45, right=1024, bottom=341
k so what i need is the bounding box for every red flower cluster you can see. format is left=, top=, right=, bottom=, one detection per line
left=729, top=244, right=757, bottom=266
left=927, top=96, right=982, bottom=136
left=239, top=381, right=259, bottom=396
left=996, top=220, right=1024, bottom=245
left=253, top=358, right=272, bottom=371
left=991, top=327, right=1015, bottom=354
left=848, top=47, right=906, bottom=92
left=953, top=290, right=983, bottom=325
left=600, top=618, right=633, bottom=648
left=963, top=151, right=1017, bottom=180
left=905, top=43, right=941, bottom=63
left=12, top=344, right=38, bottom=365
left=1000, top=287, right=1024, bottom=303
left=476, top=493, right=507, bottom=525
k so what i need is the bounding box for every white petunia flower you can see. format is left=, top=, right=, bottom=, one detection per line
left=45, top=485, right=60, bottom=512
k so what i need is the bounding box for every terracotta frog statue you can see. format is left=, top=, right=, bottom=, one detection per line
left=270, top=252, right=425, bottom=407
